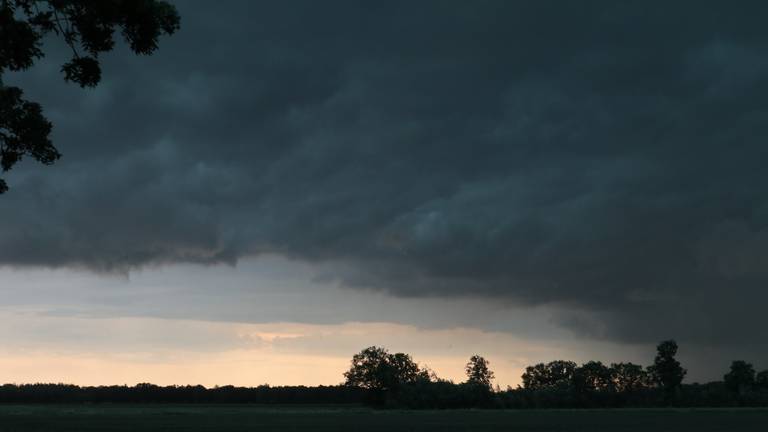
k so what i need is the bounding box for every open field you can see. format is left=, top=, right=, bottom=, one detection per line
left=0, top=405, right=766, bottom=431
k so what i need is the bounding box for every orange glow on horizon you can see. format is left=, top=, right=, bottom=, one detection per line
left=0, top=315, right=556, bottom=388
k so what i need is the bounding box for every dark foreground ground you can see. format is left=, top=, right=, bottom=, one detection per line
left=0, top=405, right=766, bottom=432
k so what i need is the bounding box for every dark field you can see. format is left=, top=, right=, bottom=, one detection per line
left=0, top=405, right=767, bottom=432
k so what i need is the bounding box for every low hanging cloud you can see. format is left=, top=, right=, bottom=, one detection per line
left=2, top=1, right=768, bottom=348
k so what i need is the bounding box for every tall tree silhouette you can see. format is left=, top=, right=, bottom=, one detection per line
left=724, top=360, right=756, bottom=397
left=343, top=346, right=422, bottom=393
left=465, top=355, right=494, bottom=390
left=648, top=340, right=686, bottom=402
left=0, top=0, right=180, bottom=193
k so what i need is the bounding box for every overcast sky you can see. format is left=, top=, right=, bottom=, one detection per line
left=2, top=0, right=767, bottom=386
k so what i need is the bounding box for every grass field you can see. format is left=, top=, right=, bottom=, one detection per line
left=0, top=405, right=766, bottom=431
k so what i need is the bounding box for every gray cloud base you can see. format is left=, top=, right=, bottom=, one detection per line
left=2, top=1, right=768, bottom=350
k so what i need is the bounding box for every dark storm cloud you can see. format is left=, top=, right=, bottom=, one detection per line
left=3, top=1, right=768, bottom=346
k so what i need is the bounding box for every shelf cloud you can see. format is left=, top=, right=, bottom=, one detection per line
left=2, top=1, right=768, bottom=356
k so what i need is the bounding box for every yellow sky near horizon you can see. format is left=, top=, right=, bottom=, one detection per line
left=0, top=263, right=667, bottom=389
left=0, top=312, right=633, bottom=388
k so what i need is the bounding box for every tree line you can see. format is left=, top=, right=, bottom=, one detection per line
left=340, top=340, right=768, bottom=408
left=0, top=383, right=364, bottom=404
left=1, top=340, right=766, bottom=408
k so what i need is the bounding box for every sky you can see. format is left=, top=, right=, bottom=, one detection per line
left=1, top=0, right=768, bottom=387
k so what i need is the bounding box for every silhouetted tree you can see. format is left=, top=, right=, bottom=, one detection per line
left=647, top=340, right=686, bottom=402
left=0, top=0, right=180, bottom=193
left=521, top=360, right=576, bottom=391
left=610, top=362, right=650, bottom=393
left=724, top=360, right=756, bottom=397
left=387, top=352, right=422, bottom=387
left=416, top=365, right=439, bottom=383
left=573, top=361, right=612, bottom=393
left=344, top=346, right=390, bottom=391
left=757, top=370, right=768, bottom=390
left=343, top=346, right=422, bottom=393
left=465, top=355, right=494, bottom=390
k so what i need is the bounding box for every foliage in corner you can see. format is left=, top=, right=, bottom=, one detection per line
left=0, top=0, right=180, bottom=193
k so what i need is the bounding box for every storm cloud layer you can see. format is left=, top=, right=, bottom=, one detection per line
left=3, top=1, right=768, bottom=347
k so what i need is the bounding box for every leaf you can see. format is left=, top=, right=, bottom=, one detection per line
left=61, top=56, right=102, bottom=87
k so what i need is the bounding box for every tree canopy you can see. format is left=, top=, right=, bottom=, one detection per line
left=573, top=360, right=612, bottom=394
left=343, top=346, right=425, bottom=393
left=724, top=360, right=756, bottom=396
left=0, top=0, right=180, bottom=193
left=610, top=362, right=649, bottom=393
left=647, top=340, right=687, bottom=401
left=521, top=360, right=577, bottom=391
left=465, top=355, right=494, bottom=390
